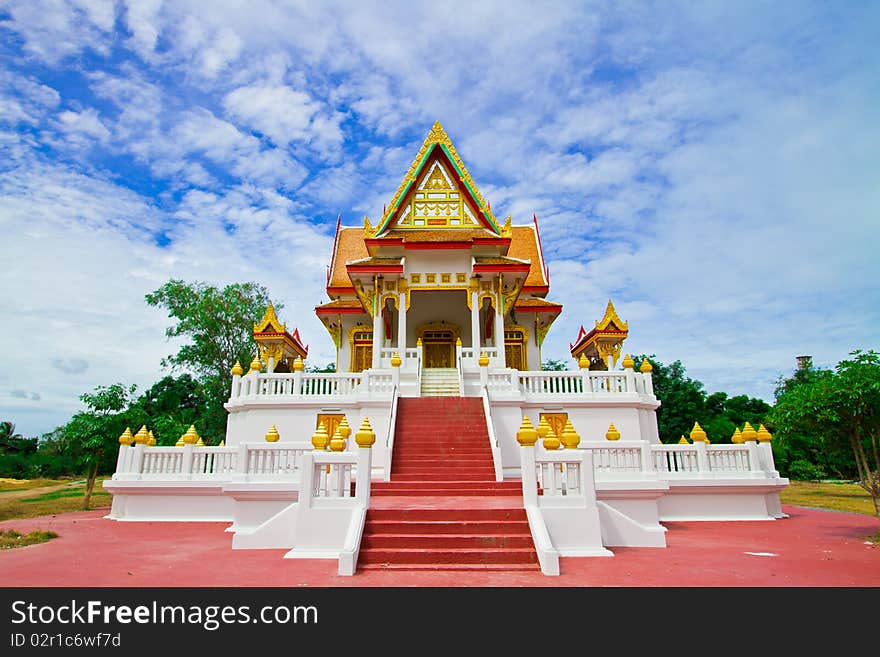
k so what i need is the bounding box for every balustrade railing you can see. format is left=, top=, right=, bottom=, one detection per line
left=653, top=445, right=700, bottom=474
left=706, top=445, right=752, bottom=473
left=583, top=444, right=644, bottom=473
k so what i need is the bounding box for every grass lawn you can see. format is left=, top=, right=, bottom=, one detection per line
left=779, top=480, right=877, bottom=516
left=0, top=477, right=112, bottom=522
left=0, top=529, right=58, bottom=549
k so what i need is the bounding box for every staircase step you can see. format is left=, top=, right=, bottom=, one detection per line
left=358, top=563, right=541, bottom=572
left=358, top=547, right=538, bottom=565
left=388, top=473, right=495, bottom=481
left=371, top=488, right=521, bottom=496
left=361, top=534, right=535, bottom=549
left=367, top=507, right=527, bottom=521
left=364, top=520, right=530, bottom=534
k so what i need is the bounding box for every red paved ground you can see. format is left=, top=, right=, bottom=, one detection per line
left=1, top=505, right=878, bottom=587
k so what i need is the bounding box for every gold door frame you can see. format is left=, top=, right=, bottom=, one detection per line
left=417, top=322, right=460, bottom=369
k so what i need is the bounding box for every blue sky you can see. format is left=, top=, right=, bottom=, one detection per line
left=1, top=0, right=878, bottom=437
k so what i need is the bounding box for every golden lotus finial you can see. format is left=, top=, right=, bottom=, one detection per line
left=231, top=361, right=244, bottom=376
left=622, top=354, right=635, bottom=369
left=329, top=425, right=346, bottom=452
left=678, top=435, right=689, bottom=444
left=355, top=417, right=376, bottom=448
left=605, top=422, right=620, bottom=441
left=134, top=425, right=149, bottom=445
left=311, top=421, right=330, bottom=451
left=515, top=416, right=538, bottom=446
left=543, top=425, right=561, bottom=450
left=578, top=353, right=589, bottom=369
left=756, top=424, right=772, bottom=442
left=689, top=422, right=707, bottom=443
left=249, top=355, right=262, bottom=372
left=118, top=427, right=134, bottom=446
left=560, top=419, right=580, bottom=449
left=639, top=358, right=653, bottom=373
left=741, top=422, right=758, bottom=442
left=265, top=424, right=280, bottom=443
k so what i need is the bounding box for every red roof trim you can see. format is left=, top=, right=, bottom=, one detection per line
left=315, top=306, right=366, bottom=316
left=514, top=304, right=563, bottom=313
left=522, top=285, right=550, bottom=295
left=326, top=286, right=356, bottom=295
left=402, top=241, right=474, bottom=250
left=365, top=238, right=404, bottom=248
left=473, top=263, right=531, bottom=273
left=345, top=264, right=404, bottom=274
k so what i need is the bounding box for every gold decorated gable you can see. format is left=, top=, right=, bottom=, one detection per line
left=595, top=299, right=628, bottom=332
left=376, top=121, right=500, bottom=235
left=254, top=303, right=285, bottom=334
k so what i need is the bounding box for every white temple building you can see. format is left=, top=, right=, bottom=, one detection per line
left=104, top=122, right=788, bottom=575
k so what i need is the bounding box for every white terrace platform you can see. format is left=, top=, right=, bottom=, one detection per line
left=104, top=359, right=788, bottom=576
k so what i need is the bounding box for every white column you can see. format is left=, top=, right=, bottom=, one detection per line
left=494, top=300, right=506, bottom=367
left=397, top=292, right=407, bottom=357
left=471, top=291, right=480, bottom=351
left=371, top=310, right=383, bottom=369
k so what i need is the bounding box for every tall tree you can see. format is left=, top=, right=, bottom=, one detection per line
left=62, top=383, right=138, bottom=509
left=771, top=350, right=880, bottom=514
left=633, top=355, right=706, bottom=442
left=145, top=279, right=281, bottom=438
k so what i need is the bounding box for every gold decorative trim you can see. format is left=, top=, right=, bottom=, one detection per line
left=353, top=280, right=375, bottom=318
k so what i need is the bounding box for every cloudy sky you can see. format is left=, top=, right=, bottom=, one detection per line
left=1, top=1, right=878, bottom=437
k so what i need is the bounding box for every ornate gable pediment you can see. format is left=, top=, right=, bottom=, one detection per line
left=254, top=303, right=285, bottom=334
left=595, top=299, right=628, bottom=332
left=376, top=122, right=501, bottom=235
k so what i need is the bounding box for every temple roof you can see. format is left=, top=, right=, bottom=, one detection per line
left=374, top=121, right=500, bottom=235
left=315, top=299, right=367, bottom=315
left=508, top=225, right=548, bottom=289
left=327, top=227, right=369, bottom=290
left=514, top=297, right=563, bottom=312
left=570, top=299, right=628, bottom=356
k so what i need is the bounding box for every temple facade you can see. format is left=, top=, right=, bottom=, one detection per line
left=104, top=122, right=789, bottom=576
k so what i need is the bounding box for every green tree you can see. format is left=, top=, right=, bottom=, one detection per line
left=305, top=362, right=336, bottom=373
left=541, top=358, right=569, bottom=371
left=62, top=383, right=138, bottom=509
left=771, top=350, right=880, bottom=514
left=633, top=355, right=706, bottom=442
left=145, top=279, right=281, bottom=438
left=131, top=374, right=213, bottom=445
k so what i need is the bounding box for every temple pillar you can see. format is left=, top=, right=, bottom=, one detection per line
left=397, top=291, right=407, bottom=356
left=470, top=291, right=480, bottom=352
left=494, top=298, right=506, bottom=367
left=371, top=310, right=383, bottom=370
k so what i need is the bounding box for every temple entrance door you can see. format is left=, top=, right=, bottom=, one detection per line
left=422, top=330, right=454, bottom=368
left=350, top=328, right=373, bottom=372
left=505, top=342, right=524, bottom=370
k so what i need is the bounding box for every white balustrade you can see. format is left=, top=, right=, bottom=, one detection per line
left=652, top=445, right=700, bottom=474
left=519, top=371, right=585, bottom=396
left=300, top=373, right=363, bottom=396
left=140, top=449, right=185, bottom=477
left=588, top=372, right=629, bottom=394
left=583, top=443, right=644, bottom=474
left=311, top=457, right=354, bottom=498
left=245, top=444, right=308, bottom=478
left=365, top=371, right=394, bottom=393
left=706, top=445, right=752, bottom=473
left=190, top=447, right=237, bottom=477
left=535, top=452, right=587, bottom=496
left=486, top=371, right=515, bottom=390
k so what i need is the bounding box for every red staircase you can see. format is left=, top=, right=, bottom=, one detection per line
left=358, top=397, right=539, bottom=571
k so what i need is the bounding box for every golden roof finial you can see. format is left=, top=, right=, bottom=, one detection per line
left=501, top=215, right=513, bottom=237
left=363, top=216, right=377, bottom=238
